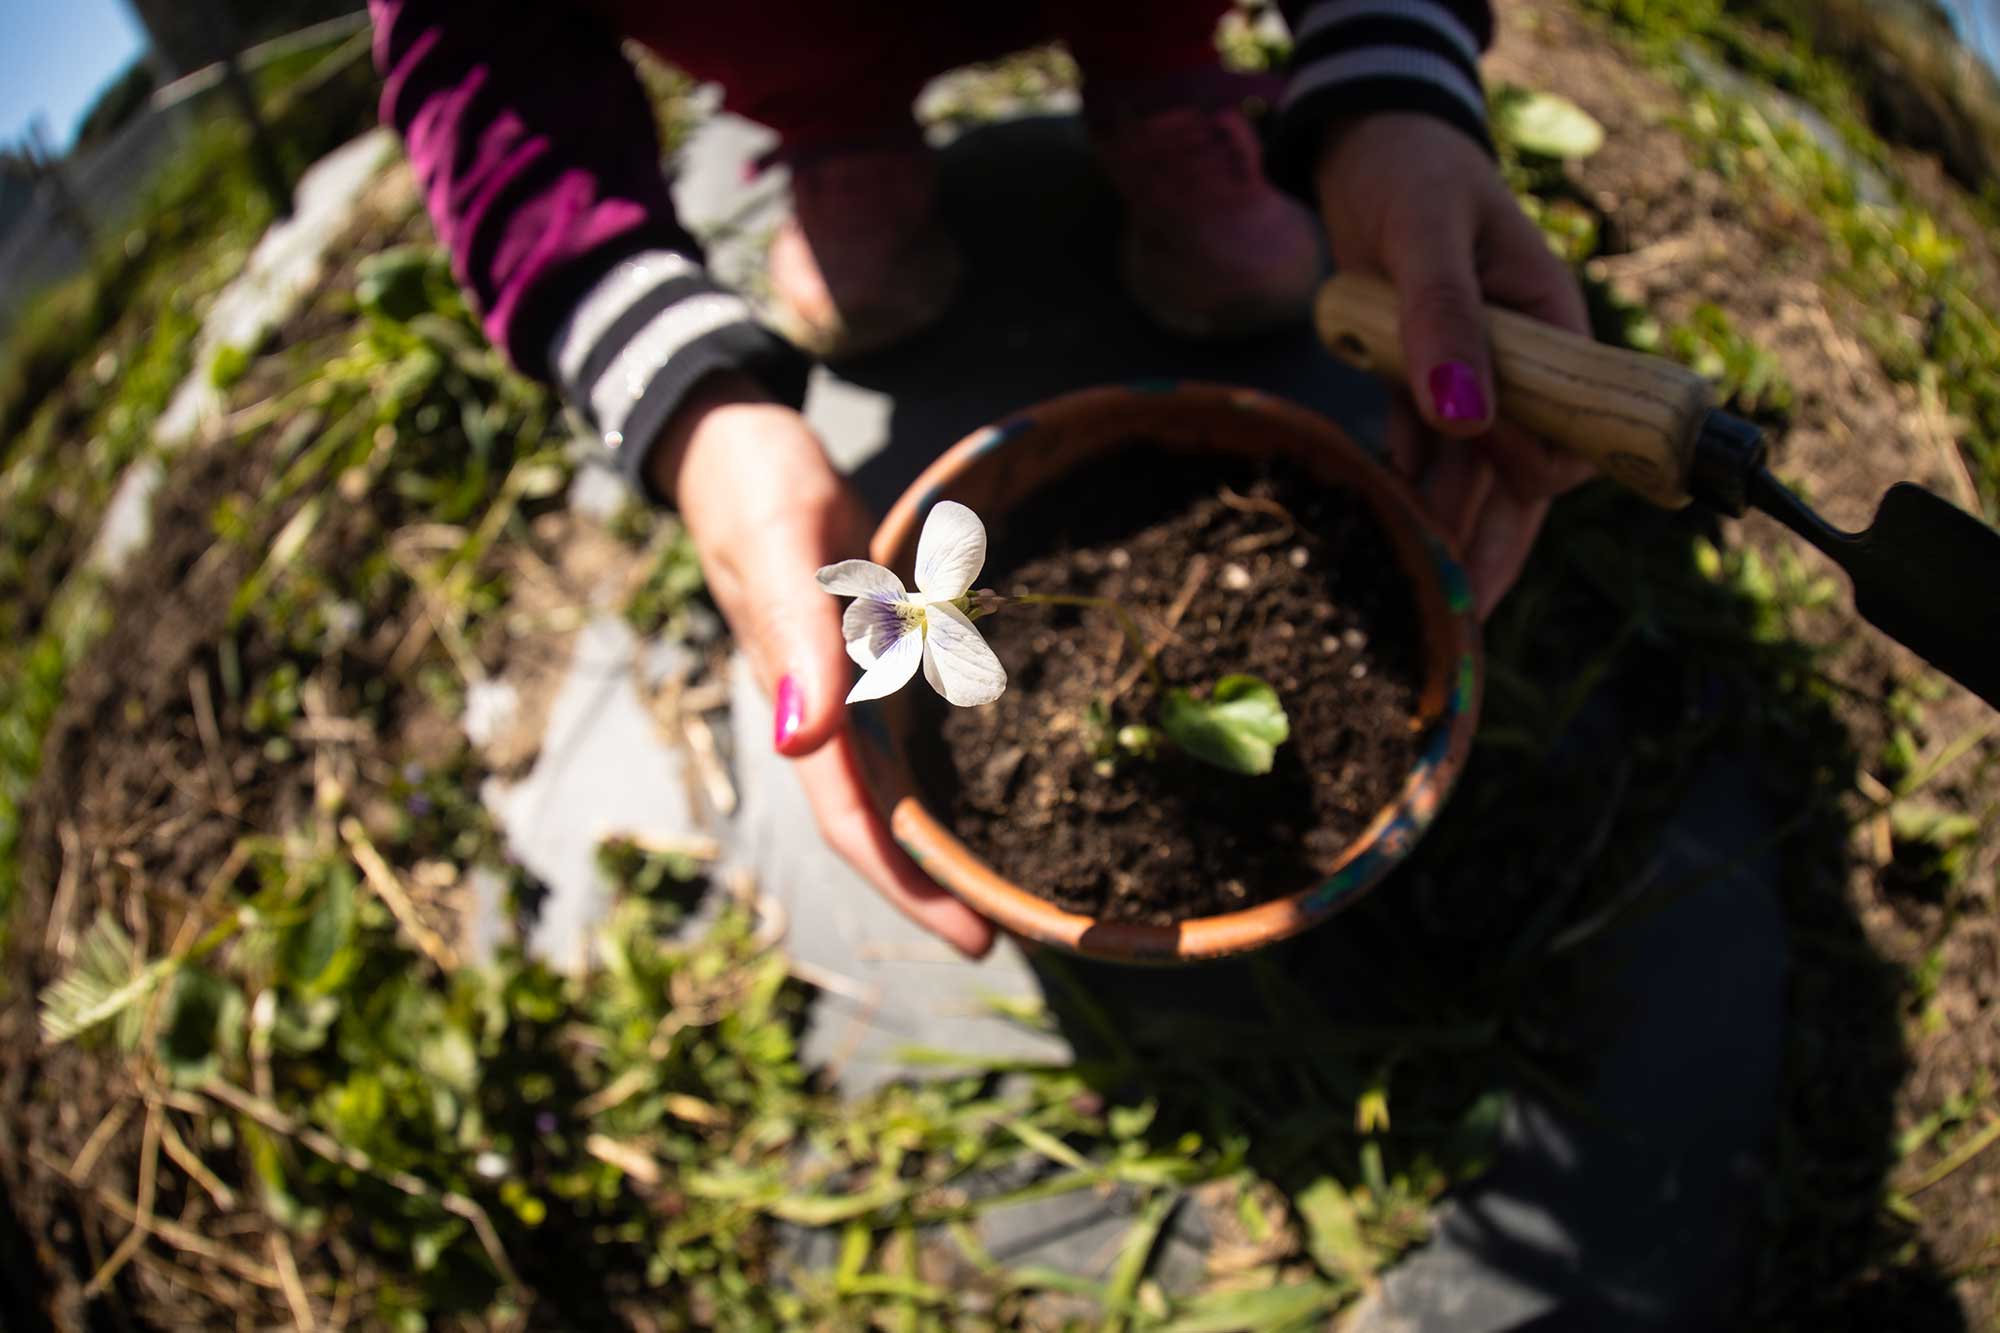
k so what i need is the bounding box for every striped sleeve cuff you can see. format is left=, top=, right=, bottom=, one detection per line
left=1267, top=0, right=1495, bottom=200
left=550, top=248, right=811, bottom=502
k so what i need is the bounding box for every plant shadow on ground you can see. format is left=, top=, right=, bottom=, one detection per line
left=832, top=110, right=1964, bottom=1326
left=1004, top=478, right=1963, bottom=1329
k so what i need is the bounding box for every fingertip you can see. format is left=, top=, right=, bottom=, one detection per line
left=943, top=911, right=998, bottom=959
left=772, top=658, right=854, bottom=758
left=892, top=871, right=996, bottom=959
left=886, top=854, right=996, bottom=957
left=772, top=672, right=812, bottom=756
left=1425, top=360, right=1494, bottom=437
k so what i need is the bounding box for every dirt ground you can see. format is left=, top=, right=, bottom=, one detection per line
left=1494, top=3, right=2000, bottom=1323
left=0, top=186, right=479, bottom=1327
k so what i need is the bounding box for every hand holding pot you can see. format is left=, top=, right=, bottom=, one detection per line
left=1313, top=112, right=1594, bottom=619
left=652, top=375, right=997, bottom=958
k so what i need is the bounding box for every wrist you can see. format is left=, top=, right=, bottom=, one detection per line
left=646, top=371, right=776, bottom=506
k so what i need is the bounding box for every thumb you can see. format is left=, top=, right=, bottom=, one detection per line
left=1386, top=225, right=1495, bottom=441
left=748, top=483, right=873, bottom=760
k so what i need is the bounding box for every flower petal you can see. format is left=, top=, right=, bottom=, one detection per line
left=817, top=559, right=907, bottom=600
left=842, top=595, right=912, bottom=669
left=914, top=501, right=987, bottom=601
left=845, top=616, right=926, bottom=704
left=921, top=601, right=1007, bottom=706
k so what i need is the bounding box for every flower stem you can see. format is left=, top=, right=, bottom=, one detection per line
left=1012, top=593, right=1165, bottom=692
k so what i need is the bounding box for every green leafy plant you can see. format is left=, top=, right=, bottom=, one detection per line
left=1493, top=87, right=1608, bottom=160
left=1159, top=675, right=1292, bottom=775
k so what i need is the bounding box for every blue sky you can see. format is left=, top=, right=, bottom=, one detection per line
left=0, top=0, right=150, bottom=151
left=1944, top=0, right=2000, bottom=69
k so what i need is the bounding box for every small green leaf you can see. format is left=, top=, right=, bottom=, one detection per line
left=1085, top=696, right=1115, bottom=760
left=1496, top=89, right=1605, bottom=159
left=281, top=864, right=355, bottom=991
left=411, top=1218, right=467, bottom=1273
left=1108, top=1100, right=1157, bottom=1141
left=1155, top=1279, right=1346, bottom=1332
left=1294, top=1174, right=1374, bottom=1282
left=270, top=993, right=340, bottom=1055
left=158, top=967, right=246, bottom=1087
left=1158, top=675, right=1290, bottom=775
left=242, top=1121, right=325, bottom=1232
left=355, top=246, right=444, bottom=324
left=39, top=913, right=172, bottom=1047
left=208, top=342, right=252, bottom=391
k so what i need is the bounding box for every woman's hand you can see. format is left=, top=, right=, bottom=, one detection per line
left=652, top=374, right=996, bottom=958
left=1314, top=112, right=1594, bottom=618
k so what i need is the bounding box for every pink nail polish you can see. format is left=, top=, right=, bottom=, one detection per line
left=773, top=674, right=804, bottom=751
left=1429, top=361, right=1488, bottom=424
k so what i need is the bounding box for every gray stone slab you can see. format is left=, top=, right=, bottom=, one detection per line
left=82, top=129, right=400, bottom=587
left=88, top=455, right=165, bottom=576
left=482, top=612, right=715, bottom=973
left=723, top=655, right=1067, bottom=1094
left=155, top=127, right=399, bottom=447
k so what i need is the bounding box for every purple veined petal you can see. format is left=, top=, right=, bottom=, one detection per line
left=845, top=617, right=926, bottom=704
left=913, top=500, right=987, bottom=602
left=921, top=600, right=1006, bottom=706
left=842, top=595, right=914, bottom=669
left=817, top=559, right=908, bottom=601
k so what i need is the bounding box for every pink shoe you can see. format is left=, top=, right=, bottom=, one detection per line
left=1093, top=107, right=1322, bottom=338
left=768, top=145, right=963, bottom=360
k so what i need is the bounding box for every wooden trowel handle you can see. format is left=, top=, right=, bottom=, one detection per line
left=1314, top=272, right=1712, bottom=510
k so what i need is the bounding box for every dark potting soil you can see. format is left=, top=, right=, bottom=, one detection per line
left=927, top=445, right=1426, bottom=925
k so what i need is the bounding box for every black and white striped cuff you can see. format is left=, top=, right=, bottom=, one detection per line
left=550, top=249, right=811, bottom=501
left=1267, top=0, right=1494, bottom=200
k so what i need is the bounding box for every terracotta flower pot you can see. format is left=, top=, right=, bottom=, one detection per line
left=848, top=382, right=1482, bottom=964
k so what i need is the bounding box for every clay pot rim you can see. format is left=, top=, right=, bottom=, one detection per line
left=858, top=381, right=1483, bottom=964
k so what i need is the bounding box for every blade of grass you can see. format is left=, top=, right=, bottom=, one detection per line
left=1103, top=1189, right=1180, bottom=1333
left=1154, top=1279, right=1347, bottom=1332
left=1907, top=1113, right=2000, bottom=1197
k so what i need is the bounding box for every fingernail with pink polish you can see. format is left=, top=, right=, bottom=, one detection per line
left=773, top=674, right=803, bottom=751
left=1429, top=361, right=1488, bottom=424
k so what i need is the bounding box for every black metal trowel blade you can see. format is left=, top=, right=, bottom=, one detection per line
left=1746, top=471, right=2000, bottom=709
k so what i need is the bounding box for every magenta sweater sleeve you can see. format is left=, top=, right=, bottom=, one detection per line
left=370, top=0, right=807, bottom=495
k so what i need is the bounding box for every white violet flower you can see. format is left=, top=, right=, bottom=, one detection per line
left=817, top=500, right=1007, bottom=707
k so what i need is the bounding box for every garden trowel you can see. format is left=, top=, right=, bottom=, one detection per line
left=1315, top=273, right=2000, bottom=710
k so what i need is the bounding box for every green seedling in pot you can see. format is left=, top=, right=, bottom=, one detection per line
left=817, top=501, right=1290, bottom=775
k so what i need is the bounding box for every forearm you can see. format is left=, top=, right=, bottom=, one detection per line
left=369, top=0, right=808, bottom=497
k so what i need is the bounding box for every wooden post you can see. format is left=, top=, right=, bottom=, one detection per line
left=24, top=118, right=93, bottom=249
